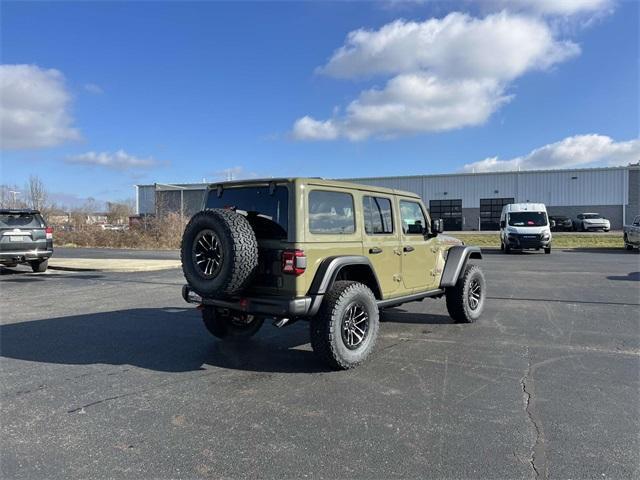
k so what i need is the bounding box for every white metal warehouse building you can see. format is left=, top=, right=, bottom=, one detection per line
left=136, top=163, right=639, bottom=230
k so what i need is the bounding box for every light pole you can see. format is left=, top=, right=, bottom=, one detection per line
left=8, top=190, right=21, bottom=208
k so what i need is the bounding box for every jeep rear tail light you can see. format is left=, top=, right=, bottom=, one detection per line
left=45, top=227, right=53, bottom=240
left=281, top=249, right=306, bottom=276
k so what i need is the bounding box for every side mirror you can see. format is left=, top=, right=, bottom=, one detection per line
left=550, top=219, right=556, bottom=228
left=500, top=220, right=506, bottom=229
left=431, top=218, right=444, bottom=235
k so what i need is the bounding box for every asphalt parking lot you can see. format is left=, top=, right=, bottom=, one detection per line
left=1, top=248, right=639, bottom=479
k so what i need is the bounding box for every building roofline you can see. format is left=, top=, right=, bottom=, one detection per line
left=344, top=164, right=634, bottom=182
left=136, top=163, right=638, bottom=190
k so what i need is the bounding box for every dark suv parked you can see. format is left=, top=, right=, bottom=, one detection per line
left=549, top=215, right=573, bottom=232
left=0, top=209, right=53, bottom=272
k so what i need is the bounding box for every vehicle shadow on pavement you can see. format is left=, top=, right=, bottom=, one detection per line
left=381, top=308, right=452, bottom=324
left=0, top=308, right=331, bottom=374
left=607, top=271, right=640, bottom=282
left=562, top=248, right=634, bottom=254
left=0, top=267, right=104, bottom=281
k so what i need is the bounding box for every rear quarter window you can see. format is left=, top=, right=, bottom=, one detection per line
left=308, top=190, right=355, bottom=234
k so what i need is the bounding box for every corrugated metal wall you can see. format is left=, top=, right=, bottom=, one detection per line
left=136, top=185, right=157, bottom=214
left=347, top=167, right=628, bottom=208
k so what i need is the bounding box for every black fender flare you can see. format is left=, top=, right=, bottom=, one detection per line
left=439, top=246, right=482, bottom=288
left=307, top=256, right=382, bottom=316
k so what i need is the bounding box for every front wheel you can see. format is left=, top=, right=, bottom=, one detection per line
left=310, top=281, right=379, bottom=370
left=445, top=264, right=486, bottom=323
left=624, top=235, right=634, bottom=250
left=201, top=307, right=264, bottom=340
left=544, top=247, right=551, bottom=254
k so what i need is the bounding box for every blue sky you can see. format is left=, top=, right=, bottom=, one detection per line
left=1, top=0, right=638, bottom=206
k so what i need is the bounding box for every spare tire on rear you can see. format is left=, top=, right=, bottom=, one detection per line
left=181, top=208, right=258, bottom=298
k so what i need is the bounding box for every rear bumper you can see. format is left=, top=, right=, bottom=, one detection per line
left=182, top=285, right=318, bottom=317
left=0, top=249, right=52, bottom=263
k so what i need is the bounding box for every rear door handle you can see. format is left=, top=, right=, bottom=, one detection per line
left=403, top=245, right=415, bottom=253
left=369, top=247, right=383, bottom=254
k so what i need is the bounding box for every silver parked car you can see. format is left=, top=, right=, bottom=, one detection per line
left=574, top=213, right=610, bottom=232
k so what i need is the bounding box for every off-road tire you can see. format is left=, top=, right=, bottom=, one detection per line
left=445, top=264, right=485, bottom=324
left=310, top=281, right=379, bottom=370
left=30, top=259, right=48, bottom=273
left=544, top=247, right=551, bottom=254
left=181, top=209, right=258, bottom=298
left=201, top=306, right=264, bottom=339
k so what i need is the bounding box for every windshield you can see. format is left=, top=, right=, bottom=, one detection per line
left=508, top=212, right=548, bottom=227
left=583, top=214, right=601, bottom=219
left=205, top=185, right=288, bottom=239
left=0, top=213, right=44, bottom=229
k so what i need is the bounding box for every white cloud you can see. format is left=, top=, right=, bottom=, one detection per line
left=293, top=116, right=339, bottom=140
left=83, top=83, right=104, bottom=94
left=462, top=134, right=640, bottom=172
left=0, top=64, right=81, bottom=149
left=318, top=13, right=578, bottom=80
left=66, top=150, right=161, bottom=171
left=490, top=0, right=613, bottom=16
left=293, top=12, right=580, bottom=141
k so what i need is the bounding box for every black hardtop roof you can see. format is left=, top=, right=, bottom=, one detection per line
left=206, top=177, right=421, bottom=199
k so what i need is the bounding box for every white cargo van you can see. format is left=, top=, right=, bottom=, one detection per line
left=500, top=203, right=552, bottom=254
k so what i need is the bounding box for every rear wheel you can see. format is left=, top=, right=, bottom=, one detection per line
left=201, top=307, right=264, bottom=340
left=310, top=281, right=379, bottom=370
left=30, top=259, right=48, bottom=273
left=446, top=264, right=485, bottom=323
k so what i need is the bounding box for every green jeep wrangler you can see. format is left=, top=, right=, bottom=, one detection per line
left=181, top=178, right=485, bottom=369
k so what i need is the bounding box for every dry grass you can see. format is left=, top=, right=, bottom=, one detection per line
left=55, top=213, right=185, bottom=250
left=454, top=232, right=624, bottom=249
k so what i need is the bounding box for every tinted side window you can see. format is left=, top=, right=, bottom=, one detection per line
left=309, top=190, right=355, bottom=234
left=363, top=196, right=393, bottom=234
left=400, top=201, right=427, bottom=235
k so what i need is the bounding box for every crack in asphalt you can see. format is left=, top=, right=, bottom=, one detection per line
left=521, top=348, right=546, bottom=479
left=519, top=351, right=578, bottom=480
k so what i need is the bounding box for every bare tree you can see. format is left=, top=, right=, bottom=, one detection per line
left=27, top=175, right=48, bottom=211
left=106, top=199, right=135, bottom=224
